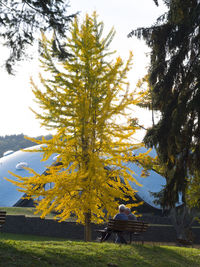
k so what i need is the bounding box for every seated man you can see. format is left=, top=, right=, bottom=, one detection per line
left=113, top=204, right=128, bottom=244
left=113, top=204, right=128, bottom=220
left=100, top=204, right=128, bottom=243
left=125, top=207, right=137, bottom=221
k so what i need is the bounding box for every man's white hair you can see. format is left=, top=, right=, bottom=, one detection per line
left=119, top=204, right=126, bottom=212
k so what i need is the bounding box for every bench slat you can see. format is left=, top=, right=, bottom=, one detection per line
left=108, top=223, right=148, bottom=228
left=107, top=219, right=148, bottom=234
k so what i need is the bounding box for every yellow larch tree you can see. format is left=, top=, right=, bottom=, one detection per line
left=6, top=12, right=150, bottom=241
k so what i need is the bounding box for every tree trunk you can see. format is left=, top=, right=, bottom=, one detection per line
left=84, top=211, right=91, bottom=242
left=170, top=205, right=195, bottom=242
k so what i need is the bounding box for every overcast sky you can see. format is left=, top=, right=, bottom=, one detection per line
left=0, top=0, right=167, bottom=137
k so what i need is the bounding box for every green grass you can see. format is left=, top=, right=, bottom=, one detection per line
left=0, top=207, right=53, bottom=218
left=0, top=207, right=76, bottom=221
left=0, top=233, right=200, bottom=267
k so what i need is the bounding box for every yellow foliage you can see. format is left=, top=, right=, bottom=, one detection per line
left=5, top=12, right=152, bottom=225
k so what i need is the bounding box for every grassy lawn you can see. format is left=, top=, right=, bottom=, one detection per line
left=0, top=233, right=200, bottom=267
left=0, top=207, right=55, bottom=219
left=0, top=207, right=77, bottom=221
left=0, top=207, right=49, bottom=217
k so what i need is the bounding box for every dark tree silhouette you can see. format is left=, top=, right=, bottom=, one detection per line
left=0, top=0, right=76, bottom=73
left=129, top=0, right=200, bottom=206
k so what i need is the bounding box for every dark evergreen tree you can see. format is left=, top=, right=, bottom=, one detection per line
left=0, top=0, right=76, bottom=73
left=128, top=0, right=200, bottom=206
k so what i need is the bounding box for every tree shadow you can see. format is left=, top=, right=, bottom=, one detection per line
left=131, top=243, right=200, bottom=267
left=0, top=236, right=199, bottom=267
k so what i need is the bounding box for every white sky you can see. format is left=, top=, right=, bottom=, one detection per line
left=0, top=0, right=167, bottom=137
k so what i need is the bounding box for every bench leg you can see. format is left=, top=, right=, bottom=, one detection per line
left=102, top=232, right=112, bottom=242
left=129, top=233, right=132, bottom=244
left=115, top=232, right=127, bottom=244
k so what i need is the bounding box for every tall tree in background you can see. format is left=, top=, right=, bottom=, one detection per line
left=0, top=0, right=76, bottom=73
left=135, top=73, right=200, bottom=243
left=129, top=0, right=200, bottom=207
left=6, top=13, right=148, bottom=241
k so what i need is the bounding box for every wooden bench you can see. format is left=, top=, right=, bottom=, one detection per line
left=0, top=211, right=6, bottom=232
left=98, top=219, right=149, bottom=244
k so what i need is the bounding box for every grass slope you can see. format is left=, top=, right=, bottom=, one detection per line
left=0, top=233, right=200, bottom=267
left=0, top=207, right=40, bottom=216
left=0, top=207, right=76, bottom=221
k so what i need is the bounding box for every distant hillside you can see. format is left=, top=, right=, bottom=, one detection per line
left=0, top=134, right=52, bottom=157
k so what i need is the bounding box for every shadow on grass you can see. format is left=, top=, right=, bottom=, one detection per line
left=130, top=244, right=200, bottom=267
left=0, top=235, right=199, bottom=267
left=1, top=240, right=107, bottom=267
